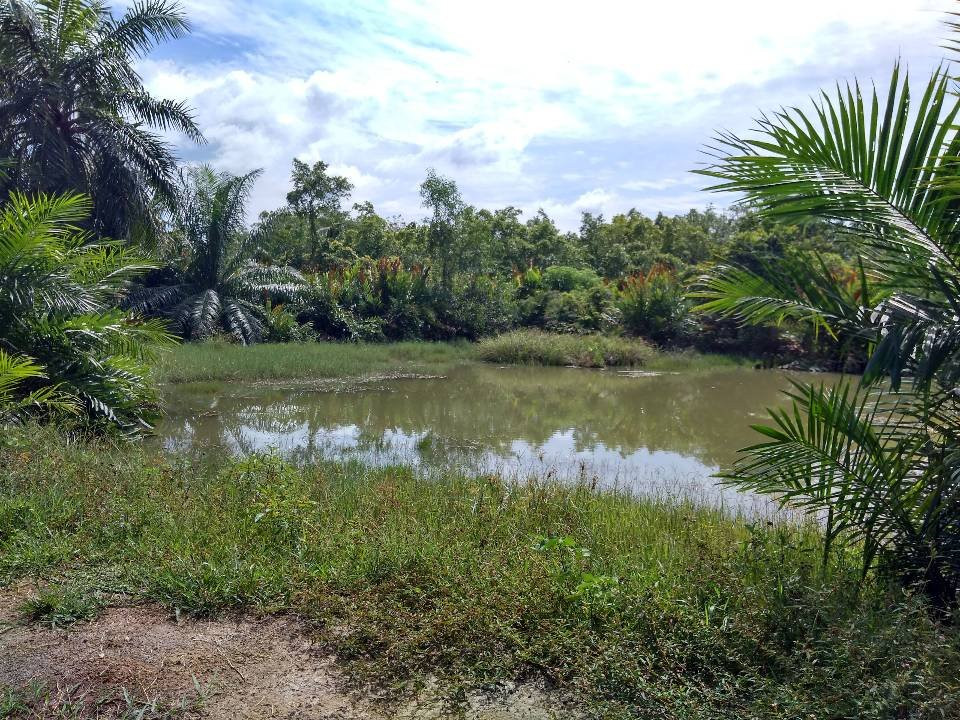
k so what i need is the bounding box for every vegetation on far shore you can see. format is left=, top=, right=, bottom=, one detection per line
left=477, top=330, right=654, bottom=368
left=155, top=334, right=748, bottom=384
left=155, top=338, right=473, bottom=384
left=2, top=427, right=958, bottom=720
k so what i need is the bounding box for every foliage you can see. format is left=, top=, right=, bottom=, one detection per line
left=241, top=164, right=857, bottom=356
left=513, top=265, right=620, bottom=334
left=296, top=257, right=512, bottom=341
left=0, top=0, right=203, bottom=240
left=476, top=329, right=653, bottom=367
left=264, top=301, right=316, bottom=343
left=618, top=265, right=692, bottom=344
left=0, top=351, right=76, bottom=423
left=126, top=166, right=304, bottom=344
left=0, top=191, right=172, bottom=429
left=3, top=426, right=959, bottom=718
left=694, top=43, right=960, bottom=605
left=286, top=158, right=353, bottom=268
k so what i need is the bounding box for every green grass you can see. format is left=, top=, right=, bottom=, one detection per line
left=155, top=339, right=473, bottom=383
left=476, top=330, right=744, bottom=371
left=2, top=426, right=958, bottom=718
left=156, top=336, right=744, bottom=384
left=645, top=349, right=751, bottom=372
left=476, top=330, right=655, bottom=367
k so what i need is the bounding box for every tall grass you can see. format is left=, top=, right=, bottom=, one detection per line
left=2, top=426, right=958, bottom=718
left=155, top=339, right=472, bottom=383
left=476, top=330, right=654, bottom=367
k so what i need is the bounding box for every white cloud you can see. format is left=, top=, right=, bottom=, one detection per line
left=138, top=0, right=948, bottom=229
left=620, top=178, right=694, bottom=192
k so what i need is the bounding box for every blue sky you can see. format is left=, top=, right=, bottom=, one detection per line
left=136, top=0, right=947, bottom=230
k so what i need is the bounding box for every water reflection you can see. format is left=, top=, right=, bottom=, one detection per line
left=152, top=364, right=837, bottom=507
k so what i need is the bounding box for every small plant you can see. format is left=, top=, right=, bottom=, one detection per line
left=237, top=454, right=318, bottom=546
left=20, top=585, right=104, bottom=628
left=533, top=535, right=619, bottom=615
left=264, top=301, right=317, bottom=343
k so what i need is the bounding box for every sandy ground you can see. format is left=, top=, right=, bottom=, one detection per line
left=0, top=586, right=572, bottom=719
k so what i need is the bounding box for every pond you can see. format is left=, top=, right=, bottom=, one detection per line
left=153, top=364, right=840, bottom=510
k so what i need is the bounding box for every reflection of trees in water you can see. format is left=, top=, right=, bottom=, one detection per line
left=156, top=366, right=834, bottom=468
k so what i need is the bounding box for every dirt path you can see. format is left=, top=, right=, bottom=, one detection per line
left=0, top=588, right=569, bottom=719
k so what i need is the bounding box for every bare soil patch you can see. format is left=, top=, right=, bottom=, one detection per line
left=0, top=588, right=570, bottom=719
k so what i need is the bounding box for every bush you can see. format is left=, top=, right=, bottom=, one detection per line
left=436, top=275, right=515, bottom=340
left=541, top=265, right=602, bottom=291
left=617, top=266, right=692, bottom=344
left=264, top=302, right=317, bottom=343
left=542, top=286, right=620, bottom=334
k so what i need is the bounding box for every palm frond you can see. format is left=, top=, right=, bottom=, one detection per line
left=698, top=66, right=960, bottom=280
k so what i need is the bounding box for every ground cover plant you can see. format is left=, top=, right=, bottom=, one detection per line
left=154, top=338, right=473, bottom=383
left=1, top=427, right=959, bottom=719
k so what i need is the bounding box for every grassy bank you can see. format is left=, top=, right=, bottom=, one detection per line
left=476, top=330, right=654, bottom=367
left=476, top=330, right=745, bottom=370
left=2, top=427, right=958, bottom=718
left=155, top=339, right=472, bottom=383
left=156, top=335, right=746, bottom=385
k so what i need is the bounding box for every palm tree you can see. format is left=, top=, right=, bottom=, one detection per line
left=0, top=351, right=76, bottom=423
left=0, top=190, right=174, bottom=430
left=692, top=48, right=960, bottom=607
left=0, top=0, right=204, bottom=240
left=127, top=166, right=304, bottom=344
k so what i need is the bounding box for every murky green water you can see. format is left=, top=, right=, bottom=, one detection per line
left=153, top=364, right=838, bottom=507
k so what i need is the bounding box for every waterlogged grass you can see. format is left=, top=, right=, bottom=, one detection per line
left=156, top=339, right=472, bottom=383
left=2, top=427, right=959, bottom=718
left=476, top=330, right=655, bottom=367
left=645, top=349, right=751, bottom=372
left=157, top=336, right=743, bottom=384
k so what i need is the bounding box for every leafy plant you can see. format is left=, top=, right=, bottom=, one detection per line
left=694, top=37, right=960, bottom=606
left=0, top=0, right=204, bottom=240
left=618, top=264, right=692, bottom=344
left=127, top=166, right=304, bottom=344
left=264, top=301, right=316, bottom=343
left=0, top=351, right=76, bottom=423
left=0, top=191, right=173, bottom=429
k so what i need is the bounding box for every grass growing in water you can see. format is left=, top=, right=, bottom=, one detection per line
left=476, top=330, right=654, bottom=367
left=156, top=339, right=472, bottom=383
left=476, top=330, right=743, bottom=370
left=1, top=427, right=958, bottom=718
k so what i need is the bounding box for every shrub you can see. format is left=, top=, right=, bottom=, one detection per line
left=541, top=265, right=602, bottom=292
left=617, top=265, right=692, bottom=344
left=0, top=192, right=173, bottom=431
left=264, top=302, right=317, bottom=343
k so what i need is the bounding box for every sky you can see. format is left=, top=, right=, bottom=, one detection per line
left=135, top=0, right=949, bottom=230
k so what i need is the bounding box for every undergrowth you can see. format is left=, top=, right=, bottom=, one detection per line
left=1, top=427, right=958, bottom=718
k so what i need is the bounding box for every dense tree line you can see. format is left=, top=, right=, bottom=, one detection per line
left=0, top=0, right=861, bottom=432
left=238, top=157, right=855, bottom=362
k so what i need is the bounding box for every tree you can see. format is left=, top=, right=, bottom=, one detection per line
left=0, top=0, right=204, bottom=240
left=127, top=166, right=303, bottom=344
left=0, top=191, right=174, bottom=430
left=419, top=168, right=463, bottom=290
left=693, top=49, right=960, bottom=607
left=344, top=201, right=392, bottom=259
left=286, top=159, right=353, bottom=267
